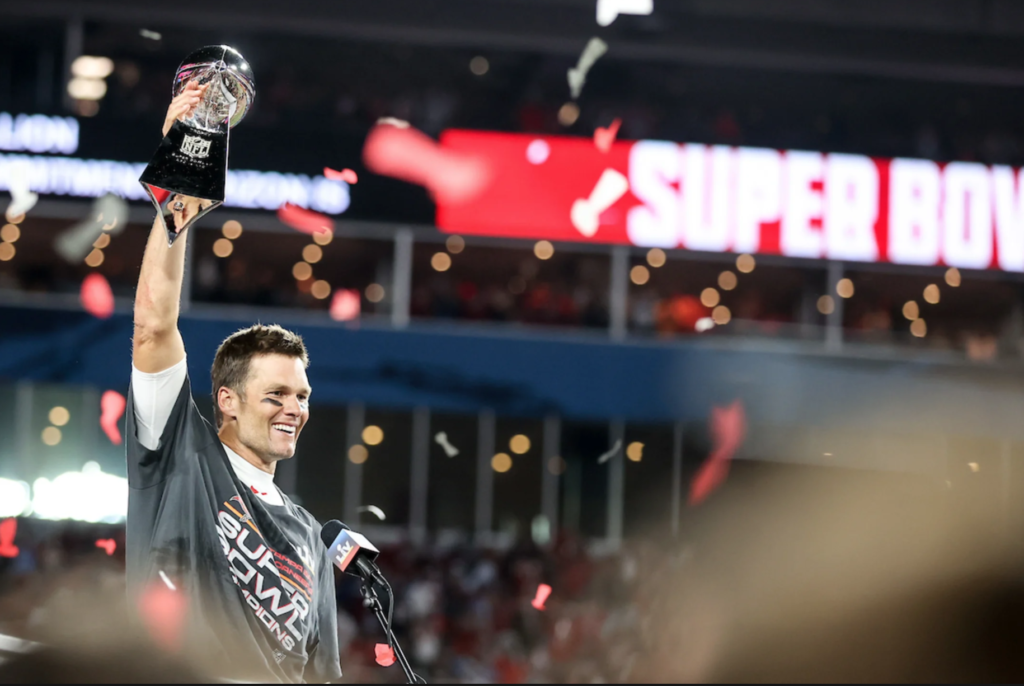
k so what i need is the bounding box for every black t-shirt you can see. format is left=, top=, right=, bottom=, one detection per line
left=125, top=371, right=342, bottom=683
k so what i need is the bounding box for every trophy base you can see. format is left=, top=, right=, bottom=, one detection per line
left=139, top=120, right=228, bottom=244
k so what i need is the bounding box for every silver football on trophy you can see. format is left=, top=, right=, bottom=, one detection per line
left=171, top=45, right=255, bottom=133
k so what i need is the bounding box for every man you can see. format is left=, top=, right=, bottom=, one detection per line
left=126, top=80, right=341, bottom=683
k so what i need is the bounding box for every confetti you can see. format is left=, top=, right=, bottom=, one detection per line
left=158, top=570, right=177, bottom=591
left=95, top=538, right=116, bottom=556
left=324, top=167, right=358, bottom=184
left=531, top=583, right=553, bottom=611
left=567, top=37, right=608, bottom=100
left=139, top=28, right=162, bottom=40
left=277, top=202, right=336, bottom=236
left=80, top=273, right=114, bottom=319
left=689, top=400, right=747, bottom=506
left=596, top=0, right=654, bottom=27
left=363, top=121, right=493, bottom=206
left=329, top=288, right=361, bottom=322
left=376, top=117, right=410, bottom=129
left=597, top=439, right=622, bottom=464
left=100, top=390, right=127, bottom=445
left=374, top=643, right=396, bottom=667
left=570, top=168, right=629, bottom=238
left=434, top=431, right=459, bottom=457
left=358, top=505, right=387, bottom=521
left=55, top=194, right=128, bottom=263
left=5, top=166, right=38, bottom=221
left=695, top=317, right=715, bottom=333
left=139, top=582, right=187, bottom=652
left=0, top=518, right=18, bottom=558
left=594, top=118, right=622, bottom=153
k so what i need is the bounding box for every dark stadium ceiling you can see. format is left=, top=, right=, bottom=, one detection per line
left=3, top=0, right=1024, bottom=86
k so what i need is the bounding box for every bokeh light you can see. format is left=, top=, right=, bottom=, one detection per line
left=311, top=280, right=332, bottom=300
left=712, top=305, right=732, bottom=325
left=292, top=262, right=313, bottom=281
left=903, top=301, right=920, bottom=321
left=49, top=407, right=70, bottom=427
left=924, top=284, right=941, bottom=304
left=302, top=244, right=323, bottom=264
left=213, top=238, right=233, bottom=258
left=0, top=243, right=14, bottom=262
left=469, top=56, right=490, bottom=75
left=366, top=283, right=386, bottom=303
left=630, top=265, right=650, bottom=285
left=510, top=434, right=531, bottom=454
left=85, top=248, right=105, bottom=267
left=348, top=445, right=369, bottom=464
left=221, top=220, right=243, bottom=240
left=0, top=224, right=20, bottom=243
left=446, top=235, right=465, bottom=254
left=817, top=295, right=835, bottom=315
left=945, top=267, right=961, bottom=287
left=547, top=456, right=567, bottom=475
left=646, top=248, right=666, bottom=268
left=313, top=230, right=333, bottom=246
left=534, top=240, right=554, bottom=260
left=491, top=453, right=513, bottom=473
left=836, top=278, right=855, bottom=298
left=911, top=318, right=927, bottom=337
left=701, top=288, right=720, bottom=308
left=558, top=102, right=580, bottom=126
left=626, top=442, right=644, bottom=462
left=736, top=253, right=756, bottom=273
left=431, top=252, right=452, bottom=272
left=41, top=427, right=62, bottom=446
left=718, top=271, right=738, bottom=291
left=363, top=425, right=384, bottom=446
left=93, top=233, right=111, bottom=250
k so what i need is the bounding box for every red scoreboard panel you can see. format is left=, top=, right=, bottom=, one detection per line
left=436, top=129, right=1024, bottom=272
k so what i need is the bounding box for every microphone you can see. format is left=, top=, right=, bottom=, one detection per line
left=320, top=520, right=385, bottom=584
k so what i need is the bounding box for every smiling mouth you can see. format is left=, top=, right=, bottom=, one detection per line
left=272, top=424, right=296, bottom=437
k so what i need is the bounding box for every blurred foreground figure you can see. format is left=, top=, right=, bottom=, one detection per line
left=125, top=81, right=340, bottom=682
left=643, top=466, right=1024, bottom=683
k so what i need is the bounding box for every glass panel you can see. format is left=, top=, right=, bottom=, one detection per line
left=361, top=407, right=412, bottom=526
left=428, top=412, right=477, bottom=533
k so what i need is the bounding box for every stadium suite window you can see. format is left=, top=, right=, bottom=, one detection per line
left=428, top=412, right=477, bottom=534
left=410, top=241, right=610, bottom=330
left=360, top=408, right=413, bottom=527
left=190, top=228, right=393, bottom=315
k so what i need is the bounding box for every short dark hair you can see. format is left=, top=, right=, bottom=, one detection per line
left=211, top=324, right=309, bottom=428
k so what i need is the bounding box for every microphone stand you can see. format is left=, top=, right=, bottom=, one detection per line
left=359, top=579, right=422, bottom=684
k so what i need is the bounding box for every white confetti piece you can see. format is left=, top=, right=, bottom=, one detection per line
left=54, top=194, right=127, bottom=263
left=158, top=570, right=177, bottom=591
left=375, top=117, right=410, bottom=129
left=695, top=317, right=715, bottom=333
left=358, top=505, right=387, bottom=521
left=434, top=431, right=460, bottom=457
left=570, top=168, right=629, bottom=237
left=6, top=169, right=37, bottom=220
left=597, top=439, right=622, bottom=464
left=596, top=0, right=654, bottom=27
left=567, top=37, right=608, bottom=100
left=139, top=29, right=162, bottom=41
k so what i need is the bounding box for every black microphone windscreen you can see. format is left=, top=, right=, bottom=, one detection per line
left=320, top=520, right=345, bottom=549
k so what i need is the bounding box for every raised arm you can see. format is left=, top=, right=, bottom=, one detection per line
left=132, top=81, right=209, bottom=374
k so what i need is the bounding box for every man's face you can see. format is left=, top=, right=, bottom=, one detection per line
left=233, top=354, right=311, bottom=462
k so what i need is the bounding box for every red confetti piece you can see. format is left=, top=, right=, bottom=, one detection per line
left=324, top=167, right=358, bottom=184
left=594, top=118, right=621, bottom=153
left=363, top=121, right=493, bottom=206
left=531, top=583, right=553, bottom=611
left=277, top=202, right=336, bottom=236
left=689, top=400, right=746, bottom=506
left=0, top=518, right=19, bottom=559
left=374, top=642, right=396, bottom=667
left=80, top=273, right=114, bottom=319
left=329, top=288, right=361, bottom=322
left=95, top=538, right=116, bottom=556
left=138, top=582, right=187, bottom=653
left=100, top=390, right=127, bottom=445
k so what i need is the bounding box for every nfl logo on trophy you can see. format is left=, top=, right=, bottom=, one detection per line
left=181, top=134, right=211, bottom=159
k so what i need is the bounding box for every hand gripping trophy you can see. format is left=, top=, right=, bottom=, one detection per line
left=139, top=45, right=255, bottom=243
